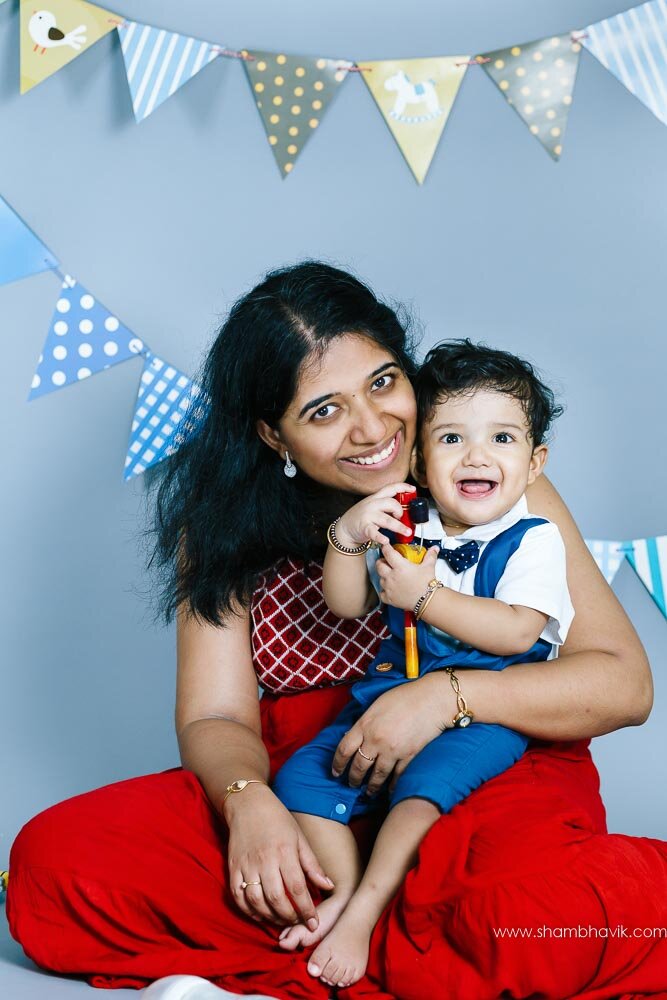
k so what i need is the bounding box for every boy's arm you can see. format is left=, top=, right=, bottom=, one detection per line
left=323, top=544, right=377, bottom=619
left=419, top=591, right=549, bottom=656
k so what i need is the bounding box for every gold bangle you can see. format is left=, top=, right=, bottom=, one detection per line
left=413, top=578, right=444, bottom=620
left=222, top=779, right=264, bottom=808
left=327, top=518, right=372, bottom=556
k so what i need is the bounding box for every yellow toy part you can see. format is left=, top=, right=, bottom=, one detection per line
left=393, top=543, right=427, bottom=564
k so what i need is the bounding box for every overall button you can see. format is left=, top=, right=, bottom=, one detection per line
left=375, top=662, right=393, bottom=673
left=335, top=803, right=347, bottom=815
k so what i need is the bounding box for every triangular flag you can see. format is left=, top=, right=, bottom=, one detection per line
left=20, top=0, right=117, bottom=94
left=585, top=539, right=627, bottom=585
left=243, top=50, right=353, bottom=177
left=582, top=1, right=667, bottom=128
left=624, top=537, right=667, bottom=619
left=28, top=274, right=145, bottom=400
left=479, top=33, right=582, bottom=159
left=117, top=20, right=220, bottom=123
left=124, top=352, right=207, bottom=480
left=0, top=195, right=58, bottom=286
left=357, top=57, right=468, bottom=183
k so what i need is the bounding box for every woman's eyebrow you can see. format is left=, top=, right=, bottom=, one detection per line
left=297, top=362, right=398, bottom=419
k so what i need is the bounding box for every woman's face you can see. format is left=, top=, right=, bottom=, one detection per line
left=258, top=334, right=417, bottom=496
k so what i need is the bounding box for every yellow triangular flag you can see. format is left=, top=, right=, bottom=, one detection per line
left=357, top=57, right=469, bottom=183
left=20, top=0, right=117, bottom=94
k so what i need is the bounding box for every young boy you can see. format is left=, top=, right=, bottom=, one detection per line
left=272, top=339, right=574, bottom=989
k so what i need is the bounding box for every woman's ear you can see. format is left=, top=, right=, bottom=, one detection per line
left=410, top=446, right=428, bottom=487
left=256, top=419, right=284, bottom=458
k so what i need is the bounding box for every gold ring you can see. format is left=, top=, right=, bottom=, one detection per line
left=356, top=746, right=376, bottom=762
left=240, top=879, right=262, bottom=890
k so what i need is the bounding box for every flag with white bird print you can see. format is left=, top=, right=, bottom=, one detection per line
left=117, top=20, right=221, bottom=123
left=20, top=0, right=116, bottom=94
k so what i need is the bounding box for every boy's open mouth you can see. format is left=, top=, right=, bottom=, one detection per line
left=456, top=480, right=498, bottom=498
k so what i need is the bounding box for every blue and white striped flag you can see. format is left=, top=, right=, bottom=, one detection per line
left=624, top=536, right=667, bottom=618
left=124, top=352, right=208, bottom=480
left=585, top=539, right=627, bottom=584
left=117, top=20, right=220, bottom=123
left=583, top=0, right=667, bottom=127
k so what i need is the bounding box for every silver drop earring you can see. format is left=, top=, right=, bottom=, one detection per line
left=283, top=451, right=297, bottom=478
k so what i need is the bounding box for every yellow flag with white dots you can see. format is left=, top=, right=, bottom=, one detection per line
left=20, top=0, right=117, bottom=95
left=243, top=51, right=353, bottom=178
left=479, top=34, right=582, bottom=160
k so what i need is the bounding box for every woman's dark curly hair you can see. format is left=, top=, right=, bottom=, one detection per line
left=146, top=261, right=418, bottom=627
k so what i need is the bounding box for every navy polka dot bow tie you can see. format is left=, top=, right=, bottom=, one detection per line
left=439, top=539, right=480, bottom=574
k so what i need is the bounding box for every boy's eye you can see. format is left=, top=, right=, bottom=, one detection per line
left=312, top=404, right=338, bottom=421
left=442, top=433, right=461, bottom=444
left=494, top=432, right=514, bottom=443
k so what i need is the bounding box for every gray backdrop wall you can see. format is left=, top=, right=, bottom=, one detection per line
left=1, top=0, right=666, bottom=864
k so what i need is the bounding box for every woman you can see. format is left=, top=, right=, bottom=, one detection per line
left=7, top=262, right=667, bottom=1000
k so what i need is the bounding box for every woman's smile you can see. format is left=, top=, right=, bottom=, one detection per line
left=341, top=430, right=400, bottom=469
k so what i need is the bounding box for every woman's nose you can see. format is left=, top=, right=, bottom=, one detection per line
left=348, top=399, right=386, bottom=444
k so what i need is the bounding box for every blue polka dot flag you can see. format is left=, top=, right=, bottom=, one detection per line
left=124, top=351, right=208, bottom=480
left=0, top=194, right=58, bottom=287
left=28, top=275, right=145, bottom=401
left=117, top=20, right=220, bottom=123
left=583, top=1, right=667, bottom=128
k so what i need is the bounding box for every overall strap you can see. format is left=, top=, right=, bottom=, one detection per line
left=474, top=517, right=548, bottom=599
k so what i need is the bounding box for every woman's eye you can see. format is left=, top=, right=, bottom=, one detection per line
left=371, top=373, right=395, bottom=391
left=312, top=404, right=338, bottom=421
left=494, top=432, right=513, bottom=443
left=442, top=433, right=461, bottom=444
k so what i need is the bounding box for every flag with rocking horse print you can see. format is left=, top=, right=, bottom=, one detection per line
left=356, top=57, right=469, bottom=184
left=19, top=0, right=117, bottom=94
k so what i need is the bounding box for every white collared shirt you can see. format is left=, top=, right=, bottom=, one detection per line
left=366, top=494, right=574, bottom=657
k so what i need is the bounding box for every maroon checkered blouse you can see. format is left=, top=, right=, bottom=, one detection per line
left=250, top=557, right=388, bottom=693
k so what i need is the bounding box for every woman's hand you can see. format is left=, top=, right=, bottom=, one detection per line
left=336, top=482, right=416, bottom=547
left=226, top=784, right=334, bottom=928
left=331, top=673, right=456, bottom=796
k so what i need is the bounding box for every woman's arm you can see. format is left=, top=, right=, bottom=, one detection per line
left=331, top=476, right=653, bottom=791
left=177, top=604, right=333, bottom=927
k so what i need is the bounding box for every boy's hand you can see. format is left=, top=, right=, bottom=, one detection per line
left=335, top=483, right=416, bottom=548
left=376, top=543, right=441, bottom=611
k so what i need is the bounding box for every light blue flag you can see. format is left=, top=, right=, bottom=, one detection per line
left=0, top=195, right=58, bottom=286
left=124, top=351, right=208, bottom=480
left=28, top=275, right=145, bottom=400
left=624, top=536, right=667, bottom=618
left=117, top=20, right=220, bottom=123
left=585, top=539, right=627, bottom=584
left=583, top=0, right=667, bottom=127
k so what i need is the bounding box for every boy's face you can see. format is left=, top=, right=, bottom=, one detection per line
left=417, top=388, right=548, bottom=531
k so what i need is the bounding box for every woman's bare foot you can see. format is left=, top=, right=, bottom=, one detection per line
left=278, top=890, right=352, bottom=951
left=306, top=900, right=374, bottom=988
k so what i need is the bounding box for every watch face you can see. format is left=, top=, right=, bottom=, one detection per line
left=459, top=716, right=471, bottom=728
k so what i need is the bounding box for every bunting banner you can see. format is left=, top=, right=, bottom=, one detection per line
left=28, top=274, right=145, bottom=400
left=586, top=539, right=627, bottom=585
left=243, top=50, right=353, bottom=177
left=20, top=0, right=117, bottom=95
left=357, top=57, right=468, bottom=183
left=0, top=195, right=58, bottom=286
left=479, top=33, right=582, bottom=160
left=117, top=20, right=220, bottom=123
left=582, top=0, right=667, bottom=128
left=124, top=352, right=206, bottom=480
left=625, top=536, right=667, bottom=618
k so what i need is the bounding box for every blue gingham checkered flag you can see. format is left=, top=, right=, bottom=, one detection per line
left=583, top=0, right=667, bottom=127
left=585, top=539, right=626, bottom=585
left=118, top=20, right=220, bottom=123
left=125, top=352, right=208, bottom=480
left=28, top=275, right=145, bottom=400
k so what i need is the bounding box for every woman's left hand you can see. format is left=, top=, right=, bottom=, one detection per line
left=331, top=673, right=456, bottom=796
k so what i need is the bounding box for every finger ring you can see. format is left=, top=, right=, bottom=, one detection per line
left=240, top=879, right=262, bottom=890
left=356, top=746, right=376, bottom=762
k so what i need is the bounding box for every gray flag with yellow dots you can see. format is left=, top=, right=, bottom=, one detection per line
left=479, top=34, right=582, bottom=160
left=243, top=51, right=353, bottom=177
